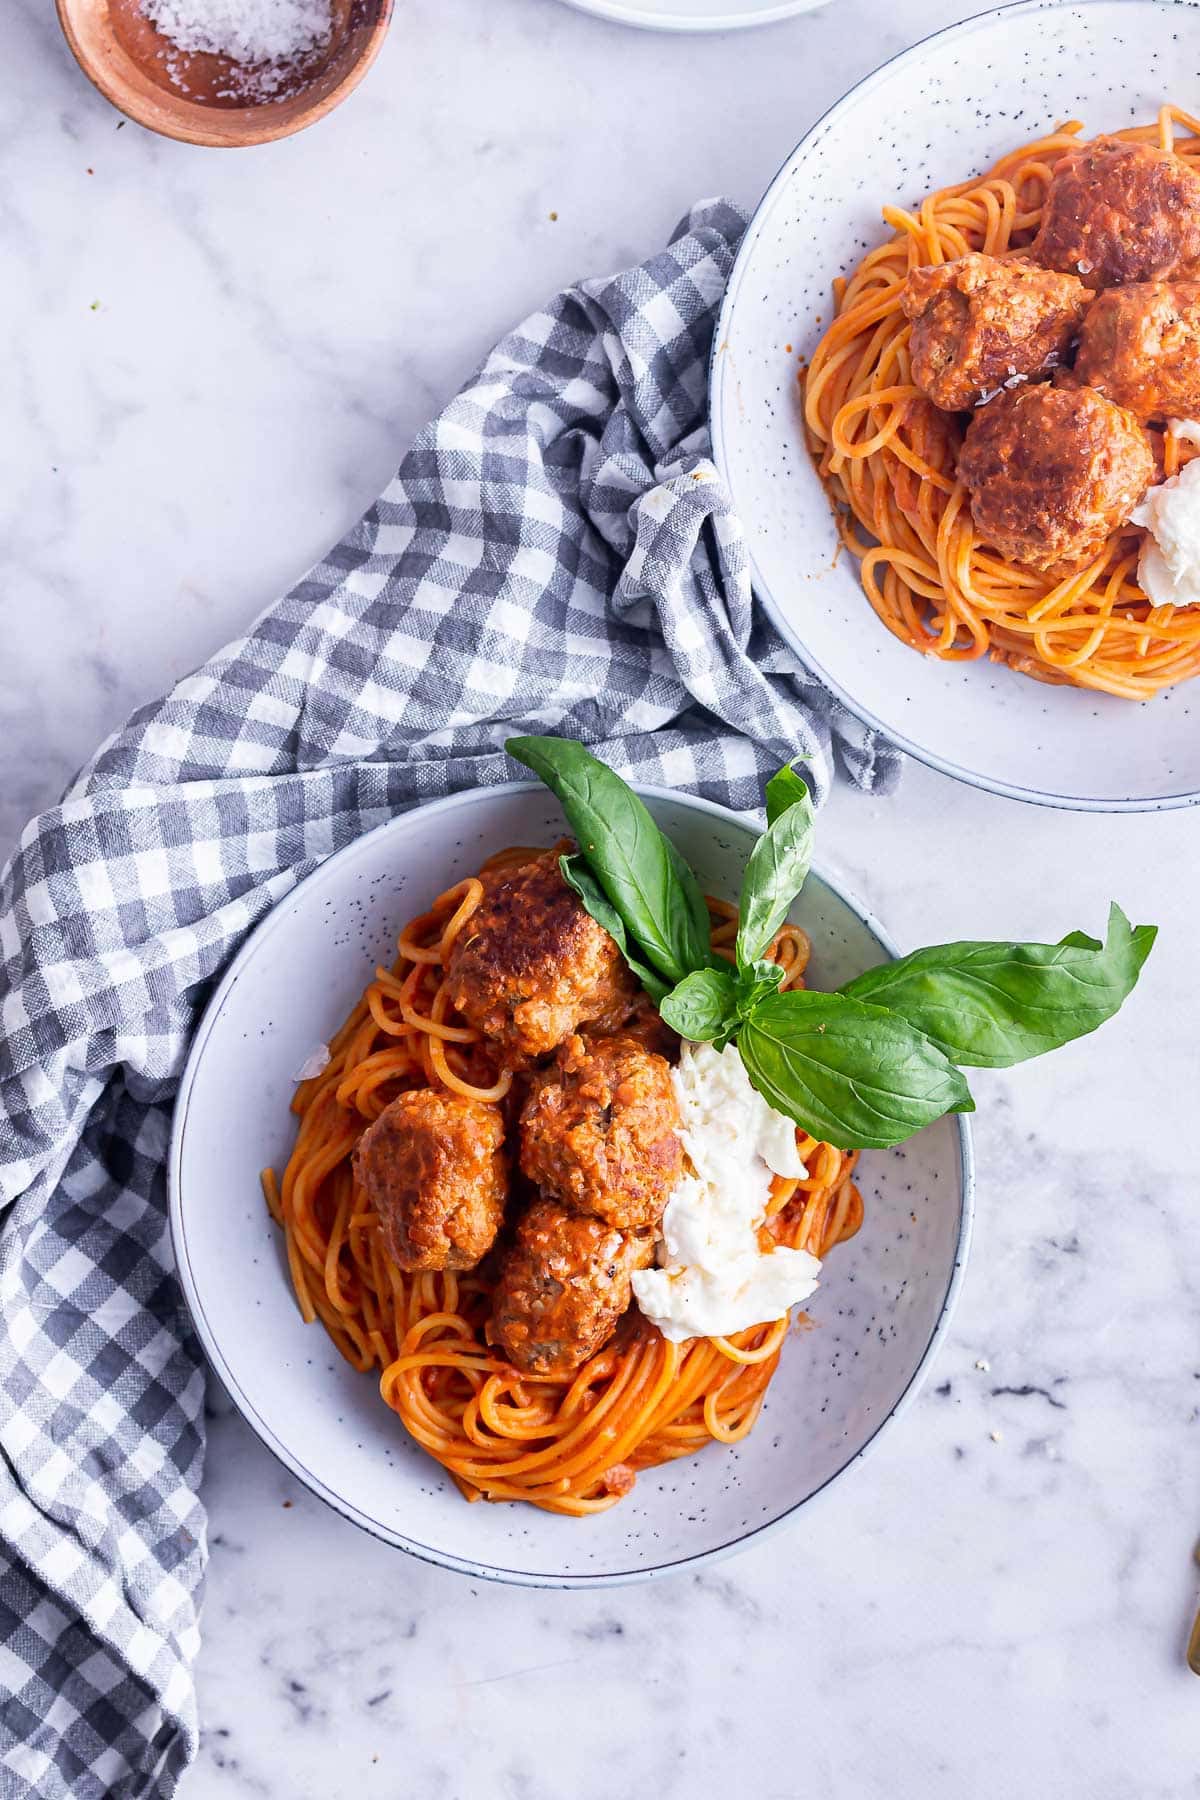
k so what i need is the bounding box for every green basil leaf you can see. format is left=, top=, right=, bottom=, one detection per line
left=765, top=761, right=811, bottom=827
left=734, top=958, right=785, bottom=1017
left=660, top=968, right=739, bottom=1045
left=736, top=769, right=815, bottom=967
left=559, top=855, right=670, bottom=1005
left=738, top=989, right=974, bottom=1151
left=508, top=736, right=711, bottom=987
left=839, top=903, right=1156, bottom=1069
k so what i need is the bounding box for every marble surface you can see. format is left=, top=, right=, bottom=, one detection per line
left=5, top=0, right=1200, bottom=1792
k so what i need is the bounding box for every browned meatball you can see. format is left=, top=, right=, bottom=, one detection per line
left=1032, top=138, right=1200, bottom=290
left=446, top=850, right=638, bottom=1064
left=352, top=1089, right=507, bottom=1273
left=958, top=383, right=1154, bottom=572
left=489, top=1200, right=654, bottom=1377
left=901, top=253, right=1088, bottom=411
left=1075, top=280, right=1200, bottom=422
left=520, top=1035, right=683, bottom=1231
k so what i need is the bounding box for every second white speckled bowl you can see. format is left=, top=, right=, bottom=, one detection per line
left=712, top=0, right=1200, bottom=811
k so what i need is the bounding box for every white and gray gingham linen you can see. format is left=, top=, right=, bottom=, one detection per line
left=0, top=200, right=900, bottom=1799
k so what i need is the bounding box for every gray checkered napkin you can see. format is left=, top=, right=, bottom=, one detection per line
left=0, top=200, right=900, bottom=1799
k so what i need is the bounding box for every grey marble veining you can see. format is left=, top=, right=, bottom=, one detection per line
left=5, top=0, right=1199, bottom=1793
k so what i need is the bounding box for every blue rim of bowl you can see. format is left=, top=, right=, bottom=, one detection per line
left=709, top=0, right=1200, bottom=815
left=169, top=781, right=976, bottom=1588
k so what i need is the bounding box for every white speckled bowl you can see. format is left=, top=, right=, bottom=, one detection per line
left=551, top=0, right=831, bottom=30
left=711, top=0, right=1200, bottom=811
left=170, top=785, right=972, bottom=1585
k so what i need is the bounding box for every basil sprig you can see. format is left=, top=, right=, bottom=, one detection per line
left=507, top=736, right=1156, bottom=1151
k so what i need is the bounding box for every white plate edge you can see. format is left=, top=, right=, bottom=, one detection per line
left=552, top=0, right=829, bottom=31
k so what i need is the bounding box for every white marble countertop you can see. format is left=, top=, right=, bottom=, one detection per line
left=7, top=0, right=1200, bottom=1792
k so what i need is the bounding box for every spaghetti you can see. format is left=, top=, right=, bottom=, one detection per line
left=263, top=851, right=862, bottom=1515
left=803, top=104, right=1200, bottom=698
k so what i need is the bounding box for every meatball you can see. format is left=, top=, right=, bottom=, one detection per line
left=901, top=253, right=1088, bottom=411
left=352, top=1089, right=507, bottom=1273
left=446, top=850, right=638, bottom=1064
left=520, top=1035, right=683, bottom=1231
left=489, top=1199, right=654, bottom=1377
left=1075, top=280, right=1200, bottom=422
left=1032, top=138, right=1200, bottom=290
left=958, top=383, right=1154, bottom=572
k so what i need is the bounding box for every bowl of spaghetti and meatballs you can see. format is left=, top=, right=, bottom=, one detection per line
left=711, top=0, right=1200, bottom=810
left=169, top=782, right=970, bottom=1584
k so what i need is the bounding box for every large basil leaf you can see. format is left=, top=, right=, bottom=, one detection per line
left=508, top=736, right=712, bottom=986
left=559, top=855, right=670, bottom=1004
left=735, top=768, right=815, bottom=967
left=659, top=968, right=739, bottom=1045
left=839, top=903, right=1156, bottom=1069
left=738, top=989, right=974, bottom=1150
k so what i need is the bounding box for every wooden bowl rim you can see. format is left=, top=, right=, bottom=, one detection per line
left=54, top=0, right=395, bottom=147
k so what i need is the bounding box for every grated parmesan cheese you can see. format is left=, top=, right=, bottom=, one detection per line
left=140, top=0, right=332, bottom=65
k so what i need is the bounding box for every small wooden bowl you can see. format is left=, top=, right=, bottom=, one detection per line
left=55, top=0, right=394, bottom=148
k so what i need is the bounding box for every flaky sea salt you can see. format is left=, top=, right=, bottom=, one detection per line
left=140, top=0, right=332, bottom=64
